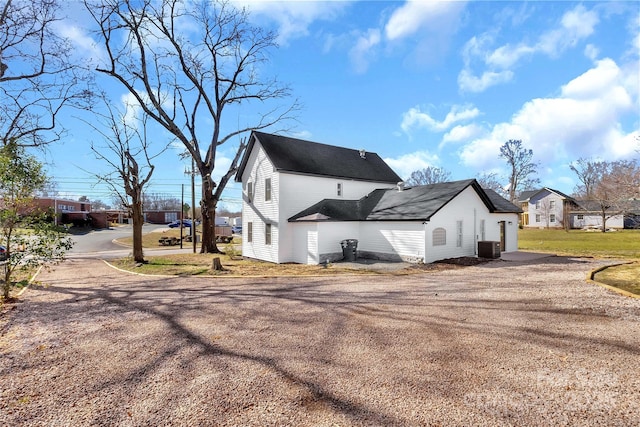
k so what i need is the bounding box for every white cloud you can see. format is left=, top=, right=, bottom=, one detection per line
left=441, top=123, right=485, bottom=145
left=384, top=151, right=441, bottom=181
left=401, top=104, right=480, bottom=134
left=349, top=28, right=381, bottom=74
left=55, top=24, right=104, bottom=66
left=339, top=0, right=466, bottom=72
left=457, top=69, right=514, bottom=93
left=584, top=44, right=599, bottom=61
left=459, top=5, right=600, bottom=92
left=238, top=1, right=347, bottom=45
left=385, top=0, right=467, bottom=41
left=459, top=58, right=638, bottom=170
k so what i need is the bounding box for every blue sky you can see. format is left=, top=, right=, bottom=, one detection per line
left=43, top=1, right=639, bottom=211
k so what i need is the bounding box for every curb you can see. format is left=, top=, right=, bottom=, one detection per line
left=587, top=262, right=639, bottom=299
left=14, top=265, right=44, bottom=297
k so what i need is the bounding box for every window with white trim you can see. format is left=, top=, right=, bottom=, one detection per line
left=550, top=214, right=556, bottom=223
left=247, top=182, right=253, bottom=203
left=265, top=178, right=271, bottom=202
left=265, top=223, right=272, bottom=245
left=247, top=222, right=253, bottom=242
left=336, top=182, right=342, bottom=197
left=456, top=221, right=463, bottom=247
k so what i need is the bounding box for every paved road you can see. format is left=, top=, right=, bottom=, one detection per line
left=68, top=224, right=180, bottom=259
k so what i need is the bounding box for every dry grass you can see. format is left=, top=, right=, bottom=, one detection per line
left=111, top=253, right=422, bottom=276
left=594, top=262, right=640, bottom=296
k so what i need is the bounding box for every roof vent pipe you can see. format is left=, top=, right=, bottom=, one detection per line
left=359, top=149, right=366, bottom=159
left=397, top=181, right=405, bottom=192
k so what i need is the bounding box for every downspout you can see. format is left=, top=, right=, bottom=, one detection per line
left=474, top=208, right=477, bottom=256
left=423, top=220, right=429, bottom=263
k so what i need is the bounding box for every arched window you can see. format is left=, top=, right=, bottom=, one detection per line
left=433, top=227, right=446, bottom=246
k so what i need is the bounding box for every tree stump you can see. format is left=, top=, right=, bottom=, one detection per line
left=212, top=257, right=224, bottom=271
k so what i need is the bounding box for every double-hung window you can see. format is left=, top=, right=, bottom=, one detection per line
left=265, top=223, right=272, bottom=245
left=265, top=178, right=271, bottom=202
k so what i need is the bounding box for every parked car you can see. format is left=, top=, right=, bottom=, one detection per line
left=168, top=219, right=193, bottom=228
left=231, top=225, right=242, bottom=234
left=0, top=245, right=7, bottom=261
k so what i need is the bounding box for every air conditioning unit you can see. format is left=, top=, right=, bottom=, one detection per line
left=478, top=241, right=500, bottom=259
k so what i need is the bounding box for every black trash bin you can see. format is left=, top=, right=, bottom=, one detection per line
left=340, top=239, right=358, bottom=261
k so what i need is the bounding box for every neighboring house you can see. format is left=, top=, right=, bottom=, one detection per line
left=235, top=132, right=521, bottom=265
left=570, top=200, right=640, bottom=230
left=518, top=188, right=577, bottom=229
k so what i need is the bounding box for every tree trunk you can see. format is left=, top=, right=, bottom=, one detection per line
left=132, top=201, right=145, bottom=262
left=200, top=179, right=221, bottom=254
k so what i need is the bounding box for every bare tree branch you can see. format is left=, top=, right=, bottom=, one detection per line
left=0, top=0, right=93, bottom=147
left=87, top=0, right=298, bottom=253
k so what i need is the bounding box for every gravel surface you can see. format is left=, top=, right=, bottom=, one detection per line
left=1, top=256, right=639, bottom=426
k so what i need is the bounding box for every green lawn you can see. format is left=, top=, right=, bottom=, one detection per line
left=518, top=228, right=640, bottom=259
left=518, top=228, right=639, bottom=296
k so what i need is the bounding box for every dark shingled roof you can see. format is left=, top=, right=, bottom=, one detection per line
left=518, top=187, right=575, bottom=203
left=484, top=189, right=524, bottom=213
left=235, top=131, right=402, bottom=183
left=289, top=179, right=511, bottom=222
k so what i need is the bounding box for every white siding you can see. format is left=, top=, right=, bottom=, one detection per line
left=290, top=223, right=318, bottom=264
left=240, top=142, right=280, bottom=263
left=424, top=187, right=489, bottom=263
left=358, top=221, right=424, bottom=261
left=277, top=173, right=395, bottom=263
left=571, top=214, right=624, bottom=229
left=527, top=190, right=566, bottom=228
left=490, top=213, right=520, bottom=252
left=317, top=222, right=358, bottom=259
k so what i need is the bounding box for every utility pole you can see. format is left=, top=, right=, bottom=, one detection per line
left=180, top=184, right=184, bottom=249
left=184, top=158, right=197, bottom=253
left=191, top=157, right=196, bottom=254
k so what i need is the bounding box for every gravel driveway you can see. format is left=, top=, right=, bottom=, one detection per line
left=1, top=256, right=639, bottom=426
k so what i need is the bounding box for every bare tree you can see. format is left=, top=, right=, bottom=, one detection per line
left=405, top=166, right=451, bottom=186
left=0, top=0, right=92, bottom=147
left=83, top=98, right=169, bottom=262
left=476, top=171, right=506, bottom=197
left=592, top=160, right=640, bottom=232
left=571, top=158, right=640, bottom=232
left=569, top=158, right=607, bottom=198
left=143, top=193, right=181, bottom=210
left=499, top=139, right=540, bottom=203
left=87, top=0, right=297, bottom=253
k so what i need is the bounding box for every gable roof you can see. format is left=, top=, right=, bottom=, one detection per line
left=289, top=179, right=518, bottom=222
left=518, top=187, right=575, bottom=203
left=235, top=131, right=402, bottom=184
left=483, top=189, right=524, bottom=213
left=572, top=199, right=640, bottom=214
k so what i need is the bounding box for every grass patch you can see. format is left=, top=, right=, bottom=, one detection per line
left=518, top=228, right=640, bottom=259
left=594, top=263, right=640, bottom=296
left=111, top=253, right=395, bottom=276
left=116, top=227, right=240, bottom=248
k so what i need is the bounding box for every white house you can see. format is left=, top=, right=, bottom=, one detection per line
left=235, top=132, right=522, bottom=265
left=518, top=188, right=576, bottom=229
left=519, top=188, right=632, bottom=229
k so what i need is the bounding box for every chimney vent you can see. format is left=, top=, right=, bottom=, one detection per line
left=397, top=182, right=405, bottom=192
left=359, top=149, right=366, bottom=159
